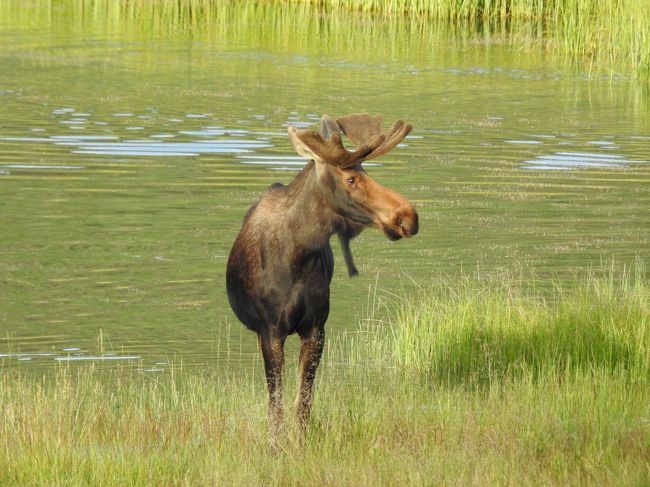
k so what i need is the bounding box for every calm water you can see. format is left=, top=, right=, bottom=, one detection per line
left=1, top=5, right=649, bottom=372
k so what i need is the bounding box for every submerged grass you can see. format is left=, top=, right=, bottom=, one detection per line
left=1, top=266, right=649, bottom=485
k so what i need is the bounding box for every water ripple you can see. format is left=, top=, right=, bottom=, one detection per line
left=0, top=135, right=273, bottom=158
left=70, top=140, right=271, bottom=157
left=523, top=151, right=645, bottom=170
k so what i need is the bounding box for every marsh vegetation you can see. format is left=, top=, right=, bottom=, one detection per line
left=5, top=0, right=649, bottom=80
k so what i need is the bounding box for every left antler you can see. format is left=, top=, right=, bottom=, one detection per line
left=288, top=124, right=385, bottom=167
left=288, top=113, right=411, bottom=168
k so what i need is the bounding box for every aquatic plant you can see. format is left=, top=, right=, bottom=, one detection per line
left=1, top=0, right=649, bottom=80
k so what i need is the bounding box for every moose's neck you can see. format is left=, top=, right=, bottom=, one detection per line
left=244, top=161, right=341, bottom=253
left=282, top=160, right=339, bottom=250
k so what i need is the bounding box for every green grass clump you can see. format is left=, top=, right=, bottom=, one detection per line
left=1, top=266, right=648, bottom=485
left=371, top=266, right=649, bottom=386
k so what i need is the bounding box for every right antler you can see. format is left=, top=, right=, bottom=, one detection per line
left=288, top=113, right=411, bottom=167
left=335, top=113, right=412, bottom=162
left=288, top=125, right=384, bottom=167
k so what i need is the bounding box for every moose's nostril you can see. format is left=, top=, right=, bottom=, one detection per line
left=399, top=212, right=419, bottom=237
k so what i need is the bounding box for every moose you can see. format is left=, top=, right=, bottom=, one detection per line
left=226, top=113, right=418, bottom=435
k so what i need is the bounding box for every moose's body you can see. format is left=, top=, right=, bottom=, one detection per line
left=227, top=161, right=334, bottom=339
left=226, top=114, right=418, bottom=434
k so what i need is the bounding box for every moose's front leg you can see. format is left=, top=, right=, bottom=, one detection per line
left=259, top=333, right=286, bottom=440
left=295, top=327, right=325, bottom=431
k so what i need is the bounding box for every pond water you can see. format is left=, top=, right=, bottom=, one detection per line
left=1, top=4, right=649, bottom=372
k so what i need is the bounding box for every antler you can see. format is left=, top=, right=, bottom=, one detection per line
left=288, top=125, right=384, bottom=168
left=336, top=113, right=412, bottom=162
left=287, top=113, right=411, bottom=168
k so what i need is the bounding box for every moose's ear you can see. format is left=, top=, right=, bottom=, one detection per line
left=320, top=114, right=341, bottom=140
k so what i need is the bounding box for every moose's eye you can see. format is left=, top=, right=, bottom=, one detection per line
left=347, top=176, right=356, bottom=186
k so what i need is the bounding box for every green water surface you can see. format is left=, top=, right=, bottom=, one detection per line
left=1, top=3, right=648, bottom=371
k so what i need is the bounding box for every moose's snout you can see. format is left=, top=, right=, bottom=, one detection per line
left=398, top=210, right=419, bottom=238
left=366, top=179, right=419, bottom=241
left=382, top=206, right=419, bottom=241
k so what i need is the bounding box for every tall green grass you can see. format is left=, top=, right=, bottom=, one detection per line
left=2, top=0, right=649, bottom=80
left=302, top=0, right=650, bottom=79
left=363, top=265, right=649, bottom=385
left=1, top=266, right=648, bottom=485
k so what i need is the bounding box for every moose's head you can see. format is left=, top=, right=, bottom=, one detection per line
left=288, top=113, right=419, bottom=241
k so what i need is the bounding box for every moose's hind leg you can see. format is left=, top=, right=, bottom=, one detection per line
left=295, top=327, right=325, bottom=431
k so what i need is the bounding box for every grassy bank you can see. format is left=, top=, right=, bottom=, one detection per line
left=3, top=0, right=649, bottom=81
left=1, top=268, right=648, bottom=485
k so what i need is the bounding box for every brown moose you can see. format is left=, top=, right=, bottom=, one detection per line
left=226, top=113, right=418, bottom=436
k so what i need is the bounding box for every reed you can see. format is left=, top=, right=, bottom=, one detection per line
left=292, top=0, right=650, bottom=79
left=1, top=0, right=648, bottom=80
